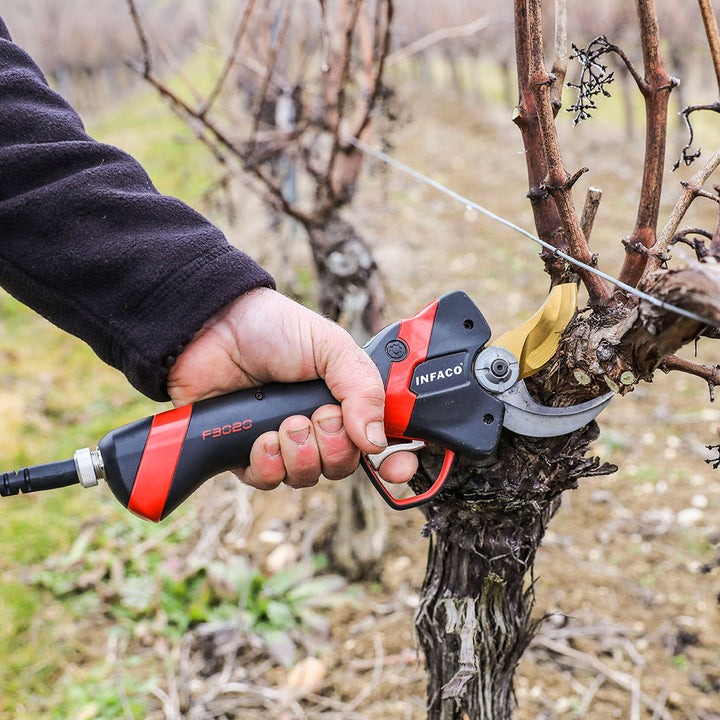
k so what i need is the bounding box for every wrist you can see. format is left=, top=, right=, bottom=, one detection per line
left=160, top=335, right=194, bottom=383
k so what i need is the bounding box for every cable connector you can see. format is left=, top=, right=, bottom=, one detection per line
left=73, top=448, right=105, bottom=488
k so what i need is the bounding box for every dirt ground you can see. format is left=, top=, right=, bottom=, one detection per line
left=193, top=87, right=720, bottom=719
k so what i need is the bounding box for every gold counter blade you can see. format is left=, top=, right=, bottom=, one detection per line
left=490, top=282, right=577, bottom=379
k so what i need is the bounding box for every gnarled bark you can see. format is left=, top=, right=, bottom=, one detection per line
left=415, top=425, right=614, bottom=720
left=305, top=212, right=385, bottom=344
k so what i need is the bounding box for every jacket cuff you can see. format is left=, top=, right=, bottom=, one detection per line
left=115, top=245, right=275, bottom=401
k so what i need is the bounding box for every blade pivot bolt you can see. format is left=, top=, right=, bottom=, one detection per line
left=491, top=358, right=510, bottom=379
left=474, top=346, right=520, bottom=393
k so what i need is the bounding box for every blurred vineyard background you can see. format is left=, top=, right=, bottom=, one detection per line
left=2, top=1, right=720, bottom=718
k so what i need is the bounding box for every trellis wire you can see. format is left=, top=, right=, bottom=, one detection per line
left=350, top=136, right=719, bottom=329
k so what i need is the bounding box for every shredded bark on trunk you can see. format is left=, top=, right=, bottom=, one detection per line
left=415, top=425, right=615, bottom=719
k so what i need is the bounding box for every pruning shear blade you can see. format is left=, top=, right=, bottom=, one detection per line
left=481, top=281, right=613, bottom=437
left=490, top=283, right=578, bottom=379
left=496, top=382, right=614, bottom=437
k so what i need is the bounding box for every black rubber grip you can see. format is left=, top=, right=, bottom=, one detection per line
left=98, top=380, right=338, bottom=521
left=161, top=380, right=337, bottom=518
left=99, top=416, right=153, bottom=508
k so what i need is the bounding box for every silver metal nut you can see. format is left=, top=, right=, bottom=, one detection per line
left=74, top=447, right=100, bottom=488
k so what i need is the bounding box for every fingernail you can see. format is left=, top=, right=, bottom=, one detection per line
left=366, top=420, right=387, bottom=449
left=264, top=438, right=281, bottom=458
left=318, top=415, right=344, bottom=434
left=288, top=425, right=311, bottom=445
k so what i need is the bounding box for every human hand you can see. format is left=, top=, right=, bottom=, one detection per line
left=166, top=287, right=418, bottom=490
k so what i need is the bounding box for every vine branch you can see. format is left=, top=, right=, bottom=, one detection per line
left=126, top=0, right=315, bottom=227
left=353, top=0, right=393, bottom=141
left=524, top=0, right=612, bottom=305
left=580, top=187, right=602, bottom=243
left=644, top=146, right=720, bottom=277
left=549, top=0, right=567, bottom=111
left=672, top=0, right=720, bottom=169
left=247, top=2, right=294, bottom=149
left=385, top=15, right=493, bottom=68
left=617, top=0, right=677, bottom=288
left=659, top=355, right=720, bottom=401
left=699, top=0, right=720, bottom=93
left=199, top=0, right=257, bottom=118
left=513, top=0, right=568, bottom=283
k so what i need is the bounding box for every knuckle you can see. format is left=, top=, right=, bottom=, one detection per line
left=242, top=467, right=284, bottom=491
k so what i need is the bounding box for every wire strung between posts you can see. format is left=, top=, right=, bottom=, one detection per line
left=349, top=136, right=720, bottom=329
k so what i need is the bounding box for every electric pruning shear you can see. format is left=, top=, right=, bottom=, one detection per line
left=0, top=285, right=612, bottom=519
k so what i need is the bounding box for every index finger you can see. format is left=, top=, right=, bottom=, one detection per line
left=311, top=321, right=388, bottom=455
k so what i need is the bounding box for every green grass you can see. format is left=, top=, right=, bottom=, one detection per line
left=0, top=296, right=158, bottom=464
left=0, top=293, right=161, bottom=718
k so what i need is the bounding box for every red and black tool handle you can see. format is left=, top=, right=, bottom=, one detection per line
left=99, top=291, right=505, bottom=520
left=100, top=381, right=336, bottom=522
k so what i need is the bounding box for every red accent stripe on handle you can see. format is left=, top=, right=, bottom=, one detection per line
left=128, top=405, right=192, bottom=522
left=384, top=299, right=438, bottom=437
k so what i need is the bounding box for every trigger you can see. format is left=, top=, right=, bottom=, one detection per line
left=361, top=447, right=455, bottom=510
left=366, top=439, right=427, bottom=470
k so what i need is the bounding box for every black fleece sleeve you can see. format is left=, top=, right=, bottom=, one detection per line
left=0, top=18, right=275, bottom=401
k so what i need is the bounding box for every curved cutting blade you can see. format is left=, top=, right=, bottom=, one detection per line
left=495, top=381, right=613, bottom=437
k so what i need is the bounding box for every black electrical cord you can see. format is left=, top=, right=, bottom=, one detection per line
left=1, top=458, right=79, bottom=497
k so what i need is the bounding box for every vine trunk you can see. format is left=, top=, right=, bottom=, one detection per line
left=415, top=423, right=614, bottom=719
